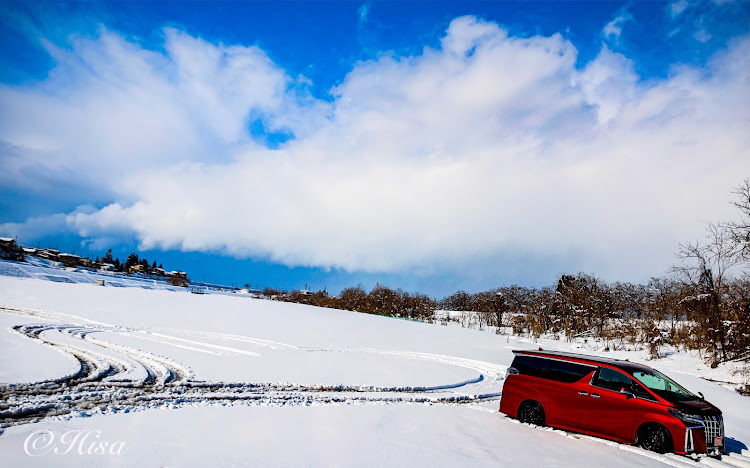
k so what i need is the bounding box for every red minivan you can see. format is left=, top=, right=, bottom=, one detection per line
left=499, top=349, right=724, bottom=456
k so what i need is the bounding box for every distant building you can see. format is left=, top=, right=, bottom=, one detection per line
left=153, top=267, right=167, bottom=277
left=59, top=253, right=82, bottom=268
left=38, top=249, right=60, bottom=261
left=0, top=237, right=25, bottom=261
left=167, top=271, right=190, bottom=287
left=81, top=258, right=101, bottom=270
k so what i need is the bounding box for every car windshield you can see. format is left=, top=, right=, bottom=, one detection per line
left=632, top=369, right=697, bottom=401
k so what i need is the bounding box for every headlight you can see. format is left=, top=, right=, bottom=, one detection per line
left=668, top=408, right=704, bottom=425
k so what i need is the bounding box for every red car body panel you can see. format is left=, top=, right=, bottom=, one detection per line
left=587, top=385, right=636, bottom=442
left=499, top=349, right=724, bottom=456
left=538, top=371, right=595, bottom=431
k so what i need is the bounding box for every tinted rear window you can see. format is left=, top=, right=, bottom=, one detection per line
left=548, top=360, right=593, bottom=383
left=512, top=355, right=593, bottom=382
left=512, top=355, right=549, bottom=377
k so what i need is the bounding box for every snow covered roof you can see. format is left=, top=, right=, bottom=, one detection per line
left=59, top=253, right=81, bottom=259
left=0, top=237, right=14, bottom=242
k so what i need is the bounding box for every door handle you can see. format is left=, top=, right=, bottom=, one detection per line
left=591, top=394, right=601, bottom=399
left=578, top=391, right=588, bottom=396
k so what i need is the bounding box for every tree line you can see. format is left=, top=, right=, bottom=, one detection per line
left=96, top=250, right=189, bottom=286
left=278, top=271, right=748, bottom=368
left=279, top=285, right=436, bottom=321
left=96, top=249, right=165, bottom=273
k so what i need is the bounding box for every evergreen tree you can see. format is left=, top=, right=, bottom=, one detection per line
left=124, top=253, right=139, bottom=270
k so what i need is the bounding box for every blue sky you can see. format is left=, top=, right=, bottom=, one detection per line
left=1, top=1, right=748, bottom=297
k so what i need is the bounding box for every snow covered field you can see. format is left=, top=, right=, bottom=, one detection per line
left=1, top=265, right=749, bottom=467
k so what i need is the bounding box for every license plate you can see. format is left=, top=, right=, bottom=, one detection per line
left=715, top=437, right=723, bottom=446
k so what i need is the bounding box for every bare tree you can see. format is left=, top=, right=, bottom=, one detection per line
left=728, top=178, right=750, bottom=261
left=339, top=286, right=368, bottom=312
left=672, top=222, right=742, bottom=365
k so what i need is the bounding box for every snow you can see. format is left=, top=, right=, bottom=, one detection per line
left=89, top=330, right=479, bottom=387
left=0, top=315, right=79, bottom=384
left=0, top=270, right=749, bottom=466
left=0, top=403, right=674, bottom=468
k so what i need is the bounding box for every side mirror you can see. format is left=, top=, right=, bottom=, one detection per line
left=619, top=387, right=634, bottom=399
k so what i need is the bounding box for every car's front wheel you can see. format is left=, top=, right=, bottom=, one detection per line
left=637, top=423, right=673, bottom=454
left=518, top=400, right=545, bottom=426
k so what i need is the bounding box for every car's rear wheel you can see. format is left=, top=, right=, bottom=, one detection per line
left=637, top=423, right=673, bottom=454
left=518, top=400, right=545, bottom=426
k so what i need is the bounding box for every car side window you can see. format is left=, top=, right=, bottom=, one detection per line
left=512, top=355, right=549, bottom=378
left=630, top=381, right=657, bottom=401
left=547, top=360, right=593, bottom=383
left=633, top=371, right=665, bottom=390
left=592, top=367, right=634, bottom=392
left=512, top=355, right=594, bottom=382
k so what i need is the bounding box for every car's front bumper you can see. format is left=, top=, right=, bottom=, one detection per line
left=682, top=415, right=723, bottom=456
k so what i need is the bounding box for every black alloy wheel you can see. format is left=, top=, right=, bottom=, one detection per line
left=519, top=401, right=545, bottom=426
left=639, top=424, right=672, bottom=454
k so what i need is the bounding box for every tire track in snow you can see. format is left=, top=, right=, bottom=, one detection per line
left=0, top=311, right=504, bottom=430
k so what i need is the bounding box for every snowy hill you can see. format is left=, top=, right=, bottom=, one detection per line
left=1, top=272, right=749, bottom=467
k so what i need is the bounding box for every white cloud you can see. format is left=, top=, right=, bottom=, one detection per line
left=577, top=44, right=638, bottom=125
left=0, top=213, right=70, bottom=242
left=0, top=27, right=318, bottom=197
left=0, top=205, right=99, bottom=244
left=694, top=28, right=713, bottom=43
left=3, top=17, right=749, bottom=284
left=358, top=3, right=370, bottom=24
left=669, top=0, right=689, bottom=19
left=603, top=11, right=633, bottom=40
